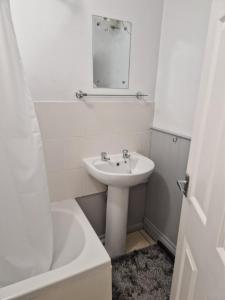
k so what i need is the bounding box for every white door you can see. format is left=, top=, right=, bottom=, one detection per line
left=170, top=0, right=225, bottom=299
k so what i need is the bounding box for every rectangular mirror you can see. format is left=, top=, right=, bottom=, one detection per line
left=92, top=15, right=132, bottom=89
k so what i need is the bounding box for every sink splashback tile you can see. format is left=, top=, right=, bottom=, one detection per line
left=47, top=169, right=85, bottom=202
left=35, top=102, right=154, bottom=201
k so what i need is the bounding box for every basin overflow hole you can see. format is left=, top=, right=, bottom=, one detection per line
left=116, top=162, right=120, bottom=166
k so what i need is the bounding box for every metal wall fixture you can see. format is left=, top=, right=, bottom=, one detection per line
left=76, top=90, right=148, bottom=100
left=173, top=137, right=178, bottom=143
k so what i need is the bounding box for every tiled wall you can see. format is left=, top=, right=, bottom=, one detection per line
left=35, top=101, right=154, bottom=202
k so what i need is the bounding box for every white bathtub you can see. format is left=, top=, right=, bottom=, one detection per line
left=0, top=199, right=112, bottom=300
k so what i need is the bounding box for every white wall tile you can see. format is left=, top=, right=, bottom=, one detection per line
left=47, top=169, right=85, bottom=202
left=93, top=102, right=154, bottom=134
left=35, top=102, right=154, bottom=201
left=64, top=169, right=84, bottom=199
left=47, top=171, right=67, bottom=202
left=63, top=137, right=84, bottom=169
left=79, top=102, right=154, bottom=135
left=81, top=103, right=108, bottom=137
left=43, top=139, right=64, bottom=172
left=57, top=103, right=85, bottom=137
left=82, top=135, right=108, bottom=158
left=83, top=172, right=107, bottom=196
left=128, top=131, right=151, bottom=157
left=36, top=102, right=154, bottom=137
left=104, top=130, right=151, bottom=157
left=36, top=103, right=85, bottom=138
left=35, top=103, right=66, bottom=139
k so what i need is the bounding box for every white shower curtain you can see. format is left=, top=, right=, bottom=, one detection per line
left=0, top=0, right=53, bottom=287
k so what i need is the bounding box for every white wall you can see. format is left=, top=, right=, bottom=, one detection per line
left=153, top=0, right=212, bottom=137
left=10, top=0, right=163, bottom=201
left=11, top=0, right=163, bottom=101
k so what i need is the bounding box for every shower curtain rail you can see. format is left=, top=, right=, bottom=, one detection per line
left=75, top=90, right=148, bottom=100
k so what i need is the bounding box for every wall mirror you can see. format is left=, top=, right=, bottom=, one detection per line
left=92, top=15, right=132, bottom=89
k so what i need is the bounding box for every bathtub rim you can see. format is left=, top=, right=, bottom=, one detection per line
left=0, top=199, right=111, bottom=300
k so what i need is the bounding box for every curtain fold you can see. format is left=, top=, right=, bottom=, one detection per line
left=0, top=0, right=53, bottom=287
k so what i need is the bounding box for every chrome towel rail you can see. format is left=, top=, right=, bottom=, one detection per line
left=76, top=90, right=148, bottom=100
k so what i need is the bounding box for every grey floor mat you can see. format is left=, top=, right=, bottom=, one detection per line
left=112, top=244, right=174, bottom=300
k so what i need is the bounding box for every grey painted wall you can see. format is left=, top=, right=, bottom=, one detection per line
left=76, top=128, right=190, bottom=252
left=144, top=129, right=190, bottom=254
left=77, top=183, right=147, bottom=237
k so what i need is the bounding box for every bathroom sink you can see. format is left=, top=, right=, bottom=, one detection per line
left=83, top=152, right=155, bottom=187
left=83, top=152, right=155, bottom=258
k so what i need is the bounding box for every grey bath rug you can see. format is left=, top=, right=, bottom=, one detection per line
left=112, top=243, right=174, bottom=300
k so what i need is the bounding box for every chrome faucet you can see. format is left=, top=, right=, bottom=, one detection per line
left=101, top=152, right=110, bottom=161
left=122, top=149, right=130, bottom=159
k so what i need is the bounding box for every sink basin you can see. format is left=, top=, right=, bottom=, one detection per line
left=83, top=152, right=155, bottom=257
left=83, top=152, right=155, bottom=187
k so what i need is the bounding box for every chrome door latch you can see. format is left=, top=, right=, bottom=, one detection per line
left=177, top=174, right=190, bottom=197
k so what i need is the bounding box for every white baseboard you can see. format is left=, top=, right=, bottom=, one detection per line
left=144, top=217, right=176, bottom=255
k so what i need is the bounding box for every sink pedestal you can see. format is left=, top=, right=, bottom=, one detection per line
left=83, top=152, right=155, bottom=258
left=105, top=186, right=129, bottom=257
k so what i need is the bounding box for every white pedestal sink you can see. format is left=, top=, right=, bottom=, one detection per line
left=83, top=152, right=155, bottom=257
